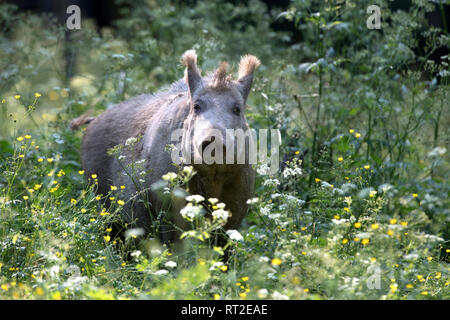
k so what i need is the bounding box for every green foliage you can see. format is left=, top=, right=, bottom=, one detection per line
left=0, top=0, right=448, bottom=299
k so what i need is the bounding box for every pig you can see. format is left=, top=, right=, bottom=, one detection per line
left=71, top=50, right=260, bottom=246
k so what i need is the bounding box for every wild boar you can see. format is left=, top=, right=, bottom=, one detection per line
left=71, top=50, right=260, bottom=246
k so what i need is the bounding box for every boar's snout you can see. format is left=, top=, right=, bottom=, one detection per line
left=198, top=134, right=228, bottom=164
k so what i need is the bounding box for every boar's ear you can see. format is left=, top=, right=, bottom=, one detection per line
left=236, top=54, right=261, bottom=101
left=181, top=50, right=203, bottom=98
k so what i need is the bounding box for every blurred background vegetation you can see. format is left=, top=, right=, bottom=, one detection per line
left=0, top=0, right=449, bottom=299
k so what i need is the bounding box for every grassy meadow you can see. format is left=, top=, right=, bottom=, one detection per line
left=0, top=0, right=449, bottom=300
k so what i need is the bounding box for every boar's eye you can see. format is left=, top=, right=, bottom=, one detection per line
left=193, top=103, right=201, bottom=113
left=232, top=106, right=241, bottom=115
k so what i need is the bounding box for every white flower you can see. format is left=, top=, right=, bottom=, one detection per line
left=268, top=213, right=281, bottom=220
left=162, top=172, right=177, bottom=181
left=165, top=261, right=177, bottom=269
left=321, top=181, right=333, bottom=189
left=125, top=228, right=145, bottom=239
left=260, top=205, right=271, bottom=216
left=428, top=147, right=446, bottom=157
left=130, top=250, right=142, bottom=258
left=209, top=261, right=224, bottom=271
left=282, top=167, right=302, bottom=179
left=183, top=166, right=193, bottom=174
left=154, top=269, right=169, bottom=276
left=332, top=218, right=349, bottom=224
left=272, top=291, right=289, bottom=300
left=125, top=137, right=138, bottom=146
left=216, top=202, right=226, bottom=209
left=180, top=204, right=203, bottom=220
left=257, top=289, right=269, bottom=298
left=226, top=229, right=244, bottom=241
left=264, top=178, right=280, bottom=187
left=246, top=197, right=259, bottom=204
left=212, top=209, right=229, bottom=221
left=208, top=197, right=219, bottom=205
left=257, top=163, right=271, bottom=175
left=186, top=194, right=205, bottom=203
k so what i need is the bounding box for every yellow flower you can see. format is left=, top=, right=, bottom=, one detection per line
left=16, top=136, right=24, bottom=142
left=420, top=291, right=428, bottom=296
left=220, top=265, right=228, bottom=272
left=81, top=208, right=87, bottom=213
left=109, top=197, right=115, bottom=201
left=120, top=185, right=126, bottom=190
left=47, top=158, right=54, bottom=163
left=353, top=237, right=360, bottom=242
left=242, top=276, right=249, bottom=282
left=371, top=223, right=379, bottom=230
left=364, top=164, right=370, bottom=170
left=334, top=215, right=340, bottom=220
left=412, top=193, right=418, bottom=198
left=387, top=230, right=394, bottom=236
left=295, top=151, right=300, bottom=155
left=23, top=196, right=29, bottom=200
left=315, top=178, right=321, bottom=183
left=400, top=221, right=408, bottom=226
left=301, top=251, right=307, bottom=256
left=78, top=170, right=84, bottom=175
left=104, top=236, right=111, bottom=242
left=239, top=292, right=247, bottom=299
left=14, top=95, right=20, bottom=100
left=389, top=219, right=397, bottom=225
left=304, top=288, right=309, bottom=293
left=214, top=294, right=221, bottom=300
left=342, top=238, right=348, bottom=244
left=91, top=174, right=97, bottom=179
left=417, top=275, right=423, bottom=280
left=37, top=158, right=43, bottom=163
left=361, top=238, right=370, bottom=245
left=435, top=272, right=441, bottom=279
left=110, top=185, right=118, bottom=191
left=338, top=157, right=343, bottom=162
left=343, top=207, right=350, bottom=212
left=355, top=133, right=361, bottom=138
left=70, top=199, right=77, bottom=205
left=349, top=129, right=354, bottom=134
left=34, top=184, right=42, bottom=190
left=390, top=283, right=398, bottom=293
left=19, top=154, right=24, bottom=159
left=406, top=284, right=413, bottom=289
left=35, top=287, right=44, bottom=296
left=34, top=92, right=41, bottom=98
left=370, top=257, right=377, bottom=262
left=427, top=257, right=432, bottom=261
left=1, top=284, right=8, bottom=291
left=117, top=200, right=125, bottom=206
left=1, top=98, right=5, bottom=103
left=354, top=222, right=361, bottom=228
left=271, top=258, right=282, bottom=266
